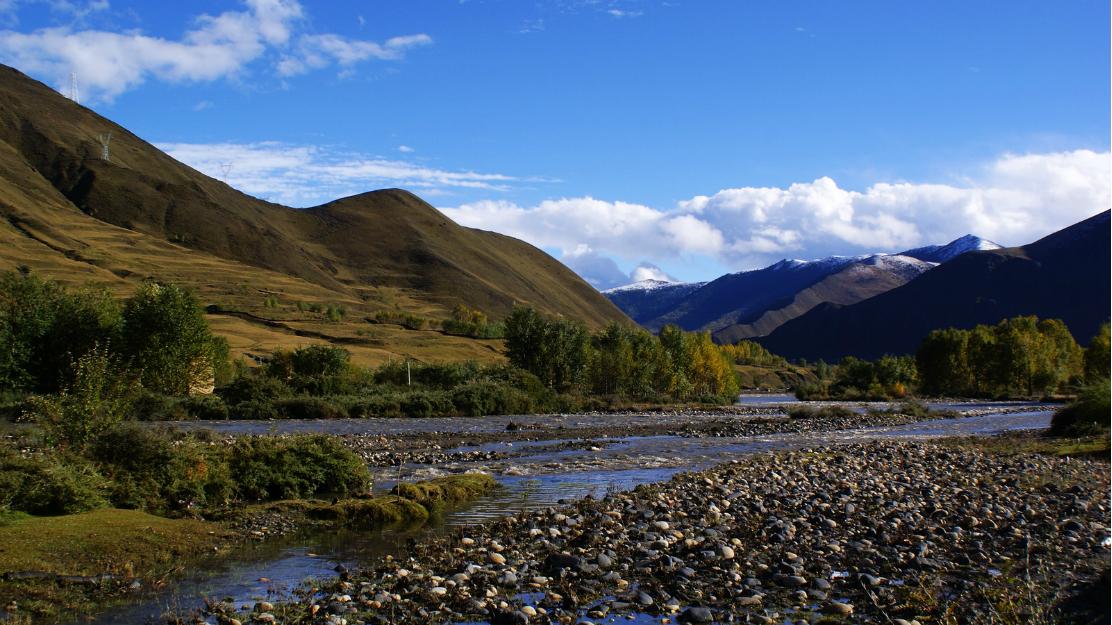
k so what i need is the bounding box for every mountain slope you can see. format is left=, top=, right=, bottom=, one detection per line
left=602, top=280, right=706, bottom=324
left=713, top=255, right=935, bottom=343
left=901, top=235, right=1002, bottom=263
left=637, top=256, right=865, bottom=333
left=757, top=211, right=1112, bottom=361
left=0, top=64, right=627, bottom=333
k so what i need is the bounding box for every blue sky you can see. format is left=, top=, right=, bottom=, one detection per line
left=1, top=0, right=1109, bottom=288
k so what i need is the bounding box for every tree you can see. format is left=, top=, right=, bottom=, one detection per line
left=1083, top=323, right=1110, bottom=382
left=0, top=272, right=121, bottom=394
left=504, top=306, right=589, bottom=391
left=27, top=345, right=139, bottom=450
left=117, top=282, right=226, bottom=396
left=916, top=328, right=971, bottom=396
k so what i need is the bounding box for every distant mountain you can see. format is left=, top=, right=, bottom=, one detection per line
left=757, top=211, right=1112, bottom=361
left=713, top=254, right=935, bottom=343
left=603, top=279, right=706, bottom=324
left=603, top=233, right=1014, bottom=341
left=901, top=235, right=1001, bottom=263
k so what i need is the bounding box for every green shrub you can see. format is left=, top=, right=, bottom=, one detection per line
left=217, top=375, right=293, bottom=405
left=131, top=390, right=187, bottom=421
left=229, top=434, right=370, bottom=501
left=399, top=390, right=454, bottom=418
left=1050, top=380, right=1111, bottom=436
left=451, top=381, right=533, bottom=417
left=229, top=399, right=280, bottom=420
left=273, top=397, right=348, bottom=419
left=345, top=394, right=403, bottom=418
left=181, top=394, right=229, bottom=420
left=27, top=346, right=140, bottom=450
left=0, top=448, right=108, bottom=515
left=90, top=424, right=235, bottom=513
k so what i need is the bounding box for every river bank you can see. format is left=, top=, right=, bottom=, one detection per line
left=201, top=434, right=1110, bottom=625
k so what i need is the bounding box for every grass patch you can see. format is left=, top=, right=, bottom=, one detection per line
left=390, top=473, right=499, bottom=507
left=938, top=431, right=1110, bottom=459
left=0, top=508, right=232, bottom=620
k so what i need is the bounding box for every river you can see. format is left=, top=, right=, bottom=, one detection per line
left=77, top=403, right=1053, bottom=625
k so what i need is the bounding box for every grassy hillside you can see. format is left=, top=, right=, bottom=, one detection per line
left=0, top=65, right=628, bottom=365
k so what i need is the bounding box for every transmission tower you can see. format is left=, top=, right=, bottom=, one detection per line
left=97, top=132, right=112, bottom=161
left=218, top=162, right=232, bottom=181
left=69, top=72, right=79, bottom=104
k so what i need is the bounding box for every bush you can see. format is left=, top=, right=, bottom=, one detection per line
left=346, top=394, right=403, bottom=418
left=218, top=374, right=293, bottom=405
left=27, top=346, right=140, bottom=450
left=229, top=399, right=281, bottom=420
left=0, top=448, right=108, bottom=515
left=90, top=424, right=235, bottom=513
left=1049, top=380, right=1111, bottom=436
left=229, top=435, right=370, bottom=501
left=399, top=390, right=454, bottom=418
left=273, top=397, right=348, bottom=420
left=181, top=394, right=229, bottom=420
left=131, top=390, right=188, bottom=421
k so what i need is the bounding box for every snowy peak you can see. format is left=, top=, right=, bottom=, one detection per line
left=848, top=254, right=937, bottom=280
left=901, top=234, right=1001, bottom=264
left=603, top=279, right=703, bottom=294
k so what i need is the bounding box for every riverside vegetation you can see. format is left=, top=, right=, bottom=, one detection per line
left=1, top=271, right=1108, bottom=624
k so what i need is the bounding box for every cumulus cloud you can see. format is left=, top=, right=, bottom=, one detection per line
left=0, top=0, right=431, bottom=101
left=160, top=141, right=518, bottom=207
left=444, top=149, right=1111, bottom=272
left=630, top=263, right=676, bottom=283
left=561, top=245, right=630, bottom=290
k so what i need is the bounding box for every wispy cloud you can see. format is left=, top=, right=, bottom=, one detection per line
left=442, top=150, right=1112, bottom=272
left=0, top=0, right=431, bottom=102
left=159, top=140, right=529, bottom=207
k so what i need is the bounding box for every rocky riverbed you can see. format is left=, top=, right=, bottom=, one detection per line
left=201, top=438, right=1110, bottom=625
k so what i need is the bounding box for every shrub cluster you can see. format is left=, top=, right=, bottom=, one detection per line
left=0, top=425, right=371, bottom=517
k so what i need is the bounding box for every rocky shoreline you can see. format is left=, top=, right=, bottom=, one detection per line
left=202, top=438, right=1110, bottom=625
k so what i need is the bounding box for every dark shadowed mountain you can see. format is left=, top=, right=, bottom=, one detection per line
left=901, top=234, right=1001, bottom=263
left=757, top=211, right=1112, bottom=361
left=602, top=279, right=706, bottom=324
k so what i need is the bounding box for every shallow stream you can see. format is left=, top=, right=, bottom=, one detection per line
left=78, top=403, right=1053, bottom=625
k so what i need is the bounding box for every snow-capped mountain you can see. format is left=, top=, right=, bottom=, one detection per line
left=604, top=235, right=994, bottom=339
left=901, top=234, right=1002, bottom=264
left=603, top=279, right=706, bottom=324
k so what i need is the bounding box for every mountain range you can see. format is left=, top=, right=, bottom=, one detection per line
left=758, top=210, right=1111, bottom=361
left=0, top=64, right=626, bottom=366
left=605, top=212, right=1109, bottom=361
left=604, top=234, right=1002, bottom=342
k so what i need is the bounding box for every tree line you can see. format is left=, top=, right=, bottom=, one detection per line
left=504, top=306, right=739, bottom=403
left=797, top=315, right=1108, bottom=400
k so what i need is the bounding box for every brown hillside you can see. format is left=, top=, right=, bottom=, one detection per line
left=0, top=64, right=625, bottom=326
left=0, top=65, right=627, bottom=365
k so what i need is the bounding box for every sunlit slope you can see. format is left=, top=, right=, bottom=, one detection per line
left=0, top=64, right=626, bottom=328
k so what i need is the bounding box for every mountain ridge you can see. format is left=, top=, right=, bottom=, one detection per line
left=756, top=211, right=1111, bottom=360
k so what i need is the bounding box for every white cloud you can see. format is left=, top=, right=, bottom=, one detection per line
left=444, top=149, right=1111, bottom=271
left=159, top=140, right=521, bottom=207
left=397, top=145, right=415, bottom=153
left=630, top=263, right=675, bottom=283
left=0, top=0, right=431, bottom=101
